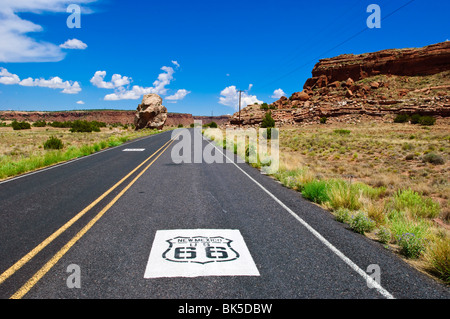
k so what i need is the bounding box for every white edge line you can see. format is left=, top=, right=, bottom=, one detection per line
left=205, top=137, right=395, bottom=299
left=0, top=131, right=169, bottom=185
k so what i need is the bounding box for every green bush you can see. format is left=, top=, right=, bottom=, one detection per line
left=319, top=117, right=327, bottom=124
left=419, top=116, right=436, bottom=126
left=377, top=226, right=392, bottom=244
left=349, top=212, right=376, bottom=234
left=301, top=180, right=329, bottom=204
left=397, top=233, right=426, bottom=259
left=423, top=153, right=444, bottom=165
left=261, top=111, right=275, bottom=128
left=11, top=120, right=31, bottom=130
left=394, top=114, right=409, bottom=123
left=203, top=121, right=218, bottom=128
left=335, top=208, right=351, bottom=224
left=260, top=103, right=269, bottom=110
left=33, top=120, right=46, bottom=127
left=70, top=120, right=100, bottom=133
left=43, top=136, right=64, bottom=150
left=410, top=114, right=422, bottom=124
left=333, top=129, right=351, bottom=135
left=390, top=189, right=440, bottom=219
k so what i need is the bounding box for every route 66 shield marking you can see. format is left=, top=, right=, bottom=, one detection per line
left=144, top=229, right=260, bottom=278
left=162, top=236, right=240, bottom=264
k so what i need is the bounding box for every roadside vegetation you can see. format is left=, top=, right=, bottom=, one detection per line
left=204, top=120, right=449, bottom=284
left=0, top=120, right=169, bottom=180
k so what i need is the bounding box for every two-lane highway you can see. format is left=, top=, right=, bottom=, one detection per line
left=0, top=128, right=449, bottom=299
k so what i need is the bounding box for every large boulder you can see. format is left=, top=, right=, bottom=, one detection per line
left=134, top=94, right=168, bottom=130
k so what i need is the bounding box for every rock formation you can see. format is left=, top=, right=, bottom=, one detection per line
left=134, top=94, right=168, bottom=130
left=228, top=41, right=450, bottom=127
left=304, top=41, right=450, bottom=89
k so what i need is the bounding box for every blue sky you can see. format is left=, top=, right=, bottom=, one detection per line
left=0, top=0, right=448, bottom=115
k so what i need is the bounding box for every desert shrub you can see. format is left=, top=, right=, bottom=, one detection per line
left=377, top=226, right=392, bottom=244
left=333, top=129, right=351, bottom=135
left=423, top=153, right=444, bottom=165
left=33, top=120, right=46, bottom=127
left=11, top=120, right=31, bottom=130
left=70, top=120, right=100, bottom=133
left=335, top=208, right=351, bottom=224
left=320, top=117, right=327, bottom=124
left=394, top=114, right=409, bottom=123
left=419, top=116, right=436, bottom=126
left=349, top=212, right=376, bottom=234
left=410, top=114, right=422, bottom=124
left=389, top=189, right=440, bottom=219
left=43, top=136, right=64, bottom=150
left=327, top=180, right=361, bottom=211
left=261, top=111, right=275, bottom=128
left=397, top=233, right=426, bottom=259
left=425, top=238, right=450, bottom=284
left=49, top=121, right=72, bottom=128
left=387, top=210, right=431, bottom=239
left=301, top=180, right=329, bottom=204
left=178, top=124, right=184, bottom=128
left=260, top=103, right=269, bottom=110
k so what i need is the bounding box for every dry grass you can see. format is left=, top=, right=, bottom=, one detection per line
left=0, top=125, right=168, bottom=180
left=274, top=119, right=449, bottom=284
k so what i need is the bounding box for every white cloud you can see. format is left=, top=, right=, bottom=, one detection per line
left=99, top=65, right=187, bottom=101
left=219, top=85, right=263, bottom=110
left=0, top=1, right=96, bottom=62
left=171, top=60, right=180, bottom=68
left=166, top=89, right=191, bottom=103
left=0, top=67, right=81, bottom=94
left=76, top=100, right=85, bottom=104
left=271, top=88, right=286, bottom=99
left=90, top=71, right=131, bottom=89
left=60, top=39, right=88, bottom=50
left=0, top=68, right=21, bottom=85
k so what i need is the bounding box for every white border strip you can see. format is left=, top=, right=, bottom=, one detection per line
left=0, top=131, right=169, bottom=185
left=205, top=137, right=395, bottom=299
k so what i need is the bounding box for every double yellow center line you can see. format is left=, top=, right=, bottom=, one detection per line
left=1, top=134, right=177, bottom=299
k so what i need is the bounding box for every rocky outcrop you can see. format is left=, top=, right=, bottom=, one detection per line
left=229, top=41, right=450, bottom=127
left=304, top=41, right=450, bottom=89
left=134, top=94, right=168, bottom=130
left=0, top=110, right=230, bottom=128
left=0, top=110, right=136, bottom=124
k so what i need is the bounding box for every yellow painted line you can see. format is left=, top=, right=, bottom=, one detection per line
left=10, top=137, right=176, bottom=299
left=0, top=137, right=173, bottom=287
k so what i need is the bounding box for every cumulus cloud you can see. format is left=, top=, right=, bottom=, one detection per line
left=98, top=65, right=189, bottom=102
left=166, top=89, right=191, bottom=103
left=171, top=60, right=180, bottom=68
left=90, top=71, right=131, bottom=89
left=0, top=68, right=21, bottom=85
left=0, top=1, right=96, bottom=62
left=0, top=67, right=81, bottom=94
left=219, top=85, right=263, bottom=110
left=271, top=88, right=286, bottom=99
left=76, top=100, right=85, bottom=105
left=60, top=39, right=88, bottom=50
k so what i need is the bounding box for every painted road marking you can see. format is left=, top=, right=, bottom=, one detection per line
left=144, top=229, right=260, bottom=278
left=123, top=148, right=146, bottom=152
left=0, top=138, right=173, bottom=288
left=204, top=136, right=395, bottom=299
left=9, top=136, right=178, bottom=299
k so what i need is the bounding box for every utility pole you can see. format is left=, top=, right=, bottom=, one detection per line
left=237, top=89, right=244, bottom=129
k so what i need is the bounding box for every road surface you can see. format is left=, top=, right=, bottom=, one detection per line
left=0, top=128, right=449, bottom=300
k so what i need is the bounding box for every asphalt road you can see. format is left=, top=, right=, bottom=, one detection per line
left=0, top=128, right=449, bottom=300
